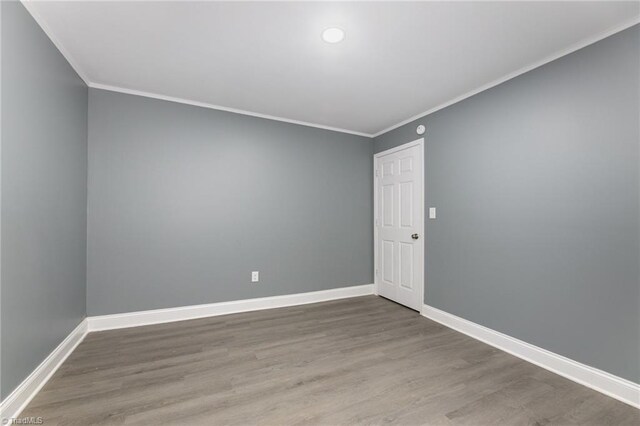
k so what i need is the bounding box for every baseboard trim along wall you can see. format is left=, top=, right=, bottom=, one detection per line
left=7, top=291, right=633, bottom=419
left=0, top=320, right=89, bottom=420
left=1, top=285, right=374, bottom=419
left=421, top=304, right=640, bottom=409
left=88, top=284, right=375, bottom=331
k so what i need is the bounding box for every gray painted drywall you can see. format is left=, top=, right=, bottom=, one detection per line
left=1, top=1, right=88, bottom=399
left=87, top=89, right=373, bottom=315
left=374, top=25, right=640, bottom=383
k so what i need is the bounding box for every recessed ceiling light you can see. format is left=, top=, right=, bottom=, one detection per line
left=322, top=27, right=345, bottom=44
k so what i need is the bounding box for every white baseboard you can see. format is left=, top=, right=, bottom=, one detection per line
left=0, top=319, right=88, bottom=420
left=421, top=304, right=640, bottom=408
left=88, top=284, right=375, bottom=332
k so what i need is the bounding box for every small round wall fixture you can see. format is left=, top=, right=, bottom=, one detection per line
left=322, top=27, right=345, bottom=43
left=416, top=124, right=426, bottom=135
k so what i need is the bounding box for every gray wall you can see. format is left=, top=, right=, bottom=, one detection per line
left=1, top=1, right=88, bottom=399
left=87, top=89, right=373, bottom=315
left=374, top=25, right=639, bottom=383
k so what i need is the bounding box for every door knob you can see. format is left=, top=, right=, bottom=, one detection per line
left=411, top=233, right=419, bottom=240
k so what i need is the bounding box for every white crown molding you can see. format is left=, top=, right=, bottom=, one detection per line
left=88, top=284, right=374, bottom=332
left=371, top=16, right=640, bottom=138
left=0, top=320, right=89, bottom=420
left=20, top=1, right=91, bottom=86
left=422, top=304, right=640, bottom=409
left=89, top=83, right=374, bottom=138
left=20, top=0, right=371, bottom=137
left=22, top=0, right=638, bottom=140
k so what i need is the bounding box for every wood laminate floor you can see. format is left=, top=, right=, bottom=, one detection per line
left=21, top=296, right=638, bottom=425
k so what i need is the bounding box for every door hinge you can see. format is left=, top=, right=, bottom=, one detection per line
left=375, top=169, right=379, bottom=177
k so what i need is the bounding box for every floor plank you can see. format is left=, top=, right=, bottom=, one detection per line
left=20, top=296, right=639, bottom=425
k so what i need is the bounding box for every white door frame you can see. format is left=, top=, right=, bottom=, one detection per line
left=373, top=138, right=425, bottom=311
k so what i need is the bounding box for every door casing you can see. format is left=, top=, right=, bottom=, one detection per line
left=373, top=138, right=425, bottom=312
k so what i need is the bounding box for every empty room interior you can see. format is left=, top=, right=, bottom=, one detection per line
left=1, top=0, right=639, bottom=424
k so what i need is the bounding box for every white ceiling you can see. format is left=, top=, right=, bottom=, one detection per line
left=25, top=1, right=639, bottom=137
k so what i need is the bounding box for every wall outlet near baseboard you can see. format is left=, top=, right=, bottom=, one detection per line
left=251, top=271, right=259, bottom=282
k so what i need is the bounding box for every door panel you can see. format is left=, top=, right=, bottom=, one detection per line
left=375, top=141, right=423, bottom=311
left=399, top=181, right=413, bottom=227
left=382, top=159, right=394, bottom=177
left=382, top=184, right=394, bottom=226
left=400, top=156, right=413, bottom=174
left=399, top=242, right=413, bottom=290
left=382, top=240, right=394, bottom=284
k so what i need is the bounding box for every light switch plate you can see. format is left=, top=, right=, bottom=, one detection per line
left=251, top=271, right=259, bottom=282
left=429, top=207, right=437, bottom=219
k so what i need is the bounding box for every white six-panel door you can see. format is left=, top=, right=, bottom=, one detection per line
left=374, top=139, right=424, bottom=311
